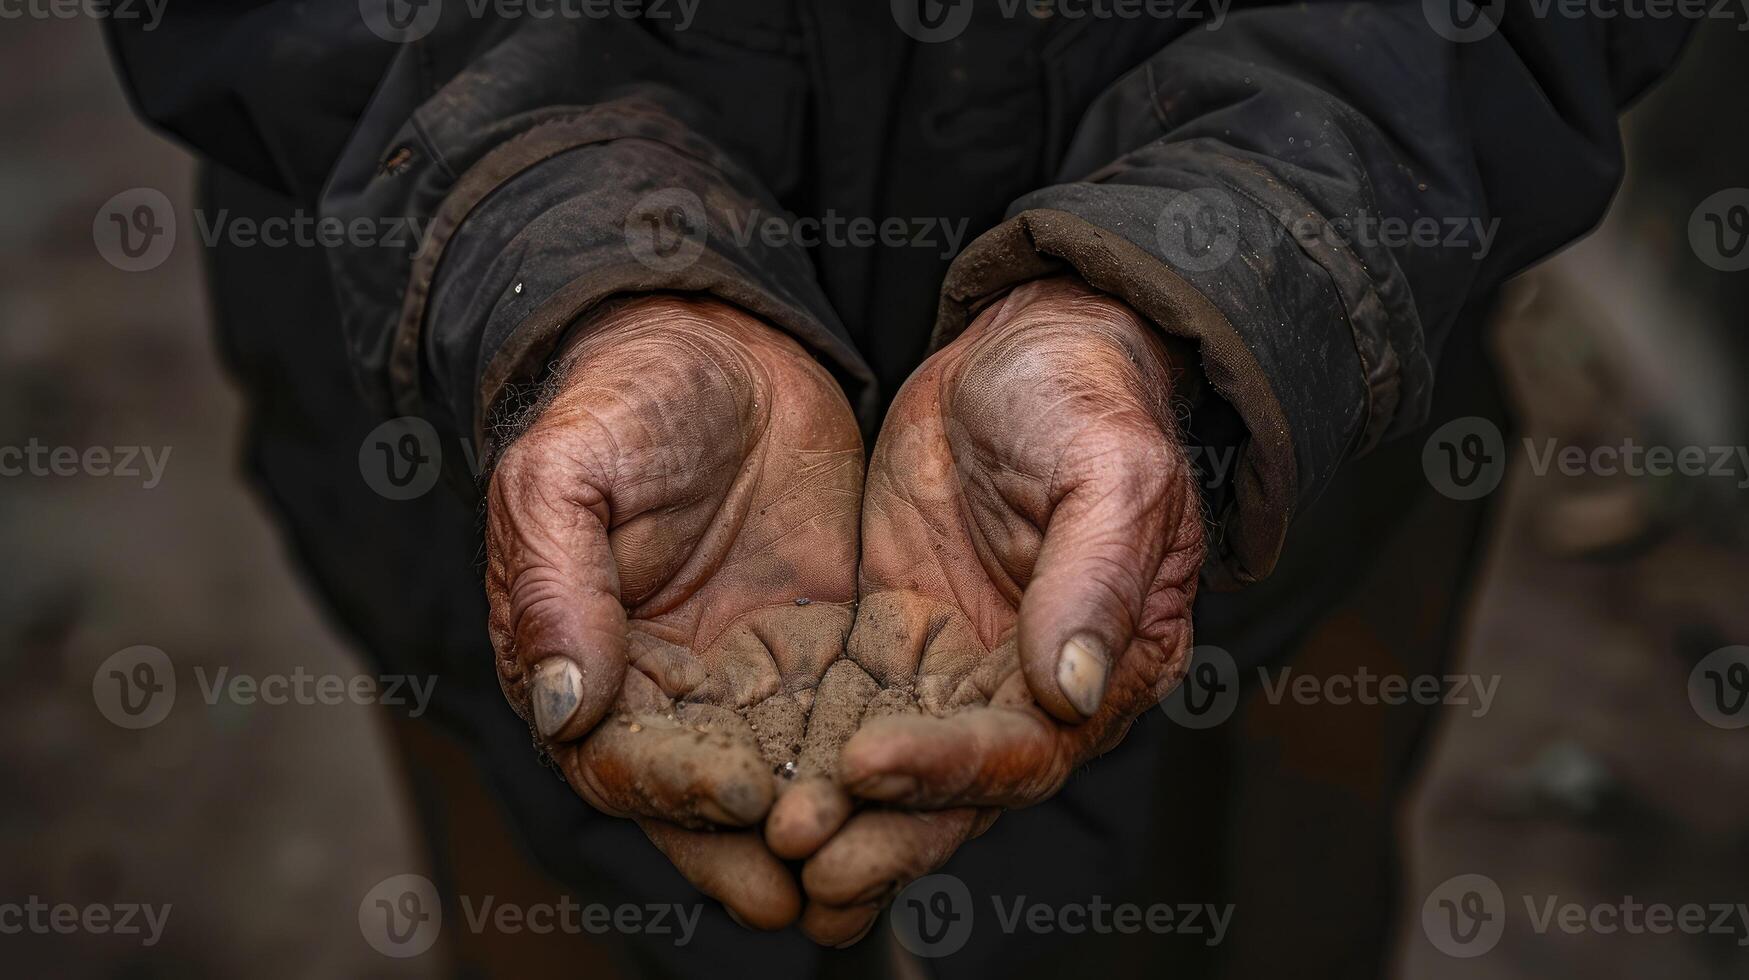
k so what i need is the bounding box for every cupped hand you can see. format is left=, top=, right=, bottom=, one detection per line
left=484, top=295, right=863, bottom=929
left=765, top=277, right=1206, bottom=944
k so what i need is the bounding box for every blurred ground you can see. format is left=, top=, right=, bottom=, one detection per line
left=0, top=19, right=425, bottom=979
left=1394, top=20, right=1749, bottom=976
left=1394, top=269, right=1749, bottom=978
left=0, top=12, right=1744, bottom=980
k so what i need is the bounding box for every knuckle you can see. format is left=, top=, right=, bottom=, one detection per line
left=504, top=567, right=586, bottom=654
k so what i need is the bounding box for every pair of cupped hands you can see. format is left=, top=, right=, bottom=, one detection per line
left=483, top=276, right=1205, bottom=946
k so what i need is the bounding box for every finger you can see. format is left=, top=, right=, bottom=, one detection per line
left=800, top=807, right=992, bottom=909
left=768, top=778, right=854, bottom=861
left=799, top=901, right=881, bottom=948
left=487, top=451, right=627, bottom=744
left=766, top=659, right=879, bottom=859
left=572, top=713, right=773, bottom=826
left=638, top=820, right=801, bottom=930
left=1017, top=436, right=1179, bottom=721
left=838, top=705, right=1071, bottom=809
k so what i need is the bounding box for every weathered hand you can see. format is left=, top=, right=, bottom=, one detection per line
left=484, top=295, right=862, bottom=929
left=766, top=278, right=1206, bottom=944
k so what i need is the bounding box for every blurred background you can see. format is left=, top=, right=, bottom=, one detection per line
left=0, top=16, right=427, bottom=979
left=1, top=12, right=1745, bottom=980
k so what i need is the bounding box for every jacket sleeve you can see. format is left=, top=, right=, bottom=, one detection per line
left=110, top=11, right=875, bottom=474
left=934, top=2, right=1691, bottom=587
left=104, top=2, right=397, bottom=202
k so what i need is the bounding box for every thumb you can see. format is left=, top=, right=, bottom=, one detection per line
left=1016, top=443, right=1173, bottom=722
left=486, top=449, right=628, bottom=744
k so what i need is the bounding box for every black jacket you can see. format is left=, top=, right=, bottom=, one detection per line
left=110, top=0, right=1689, bottom=584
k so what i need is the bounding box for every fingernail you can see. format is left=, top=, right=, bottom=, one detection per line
left=531, top=657, right=584, bottom=738
left=1057, top=633, right=1109, bottom=718
left=850, top=773, right=918, bottom=801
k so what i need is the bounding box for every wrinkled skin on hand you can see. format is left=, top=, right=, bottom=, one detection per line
left=766, top=278, right=1206, bottom=944
left=484, top=295, right=863, bottom=929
